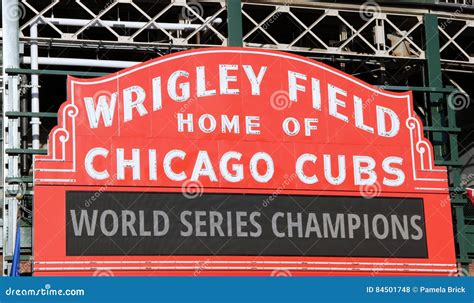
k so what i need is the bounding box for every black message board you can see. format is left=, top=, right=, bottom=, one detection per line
left=66, top=191, right=427, bottom=258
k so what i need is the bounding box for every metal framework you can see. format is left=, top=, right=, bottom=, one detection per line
left=10, top=0, right=474, bottom=66
left=1, top=0, right=473, bottom=276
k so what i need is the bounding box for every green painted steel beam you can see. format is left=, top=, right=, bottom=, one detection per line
left=5, top=148, right=47, bottom=155
left=377, top=85, right=456, bottom=93
left=424, top=14, right=444, bottom=160
left=434, top=160, right=462, bottom=166
left=423, top=126, right=461, bottom=133
left=226, top=0, right=243, bottom=47
left=455, top=206, right=470, bottom=263
left=3, top=255, right=33, bottom=262
left=5, top=111, right=58, bottom=118
left=5, top=177, right=33, bottom=183
left=5, top=68, right=108, bottom=77
left=5, top=190, right=34, bottom=197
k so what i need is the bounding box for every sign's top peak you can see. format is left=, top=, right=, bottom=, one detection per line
left=69, top=47, right=406, bottom=98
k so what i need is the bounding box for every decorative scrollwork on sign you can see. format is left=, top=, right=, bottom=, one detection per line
left=406, top=116, right=447, bottom=184
left=34, top=102, right=78, bottom=174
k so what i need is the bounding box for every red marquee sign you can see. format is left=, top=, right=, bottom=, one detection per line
left=34, top=48, right=456, bottom=276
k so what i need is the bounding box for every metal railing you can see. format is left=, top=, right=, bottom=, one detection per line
left=437, top=0, right=474, bottom=6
